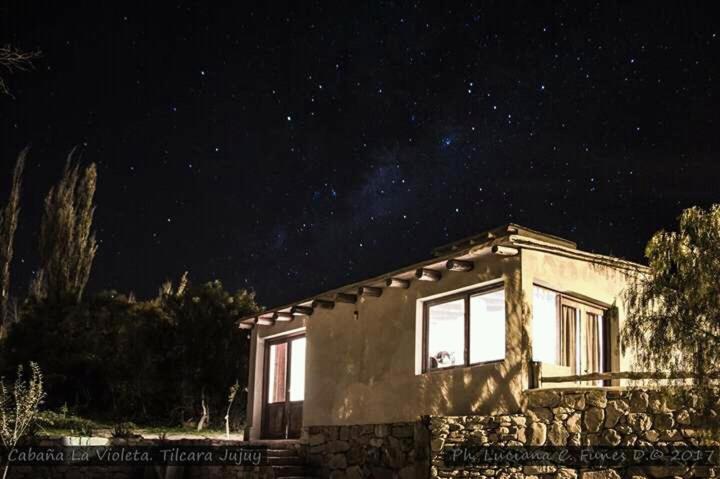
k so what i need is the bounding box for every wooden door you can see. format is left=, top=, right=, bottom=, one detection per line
left=262, top=334, right=305, bottom=439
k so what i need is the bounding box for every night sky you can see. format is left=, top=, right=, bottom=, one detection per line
left=1, top=3, right=718, bottom=307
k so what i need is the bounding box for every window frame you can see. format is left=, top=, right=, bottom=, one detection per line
left=531, top=284, right=612, bottom=377
left=422, top=284, right=506, bottom=373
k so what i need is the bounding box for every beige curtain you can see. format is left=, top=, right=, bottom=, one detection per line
left=585, top=313, right=601, bottom=374
left=558, top=305, right=577, bottom=373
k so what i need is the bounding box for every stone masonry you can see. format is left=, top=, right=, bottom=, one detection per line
left=429, top=388, right=720, bottom=479
left=305, top=422, right=431, bottom=479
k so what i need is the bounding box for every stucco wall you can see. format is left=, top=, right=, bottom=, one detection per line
left=520, top=249, right=635, bottom=376
left=303, top=253, right=525, bottom=426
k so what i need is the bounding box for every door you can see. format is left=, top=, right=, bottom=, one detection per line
left=262, top=334, right=306, bottom=439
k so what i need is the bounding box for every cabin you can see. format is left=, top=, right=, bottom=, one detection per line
left=237, top=224, right=645, bottom=441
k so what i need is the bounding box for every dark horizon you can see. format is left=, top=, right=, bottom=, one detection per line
left=1, top=2, right=718, bottom=306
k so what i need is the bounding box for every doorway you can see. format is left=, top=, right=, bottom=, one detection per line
left=262, top=333, right=306, bottom=439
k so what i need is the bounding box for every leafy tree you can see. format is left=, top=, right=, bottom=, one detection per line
left=622, top=204, right=720, bottom=385
left=160, top=278, right=259, bottom=429
left=3, top=277, right=258, bottom=427
left=0, top=150, right=25, bottom=328
left=32, top=152, right=98, bottom=304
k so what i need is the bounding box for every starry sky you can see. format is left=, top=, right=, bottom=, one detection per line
left=1, top=2, right=718, bottom=307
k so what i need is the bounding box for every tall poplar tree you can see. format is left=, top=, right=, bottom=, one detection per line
left=32, top=151, right=98, bottom=303
left=0, top=150, right=26, bottom=325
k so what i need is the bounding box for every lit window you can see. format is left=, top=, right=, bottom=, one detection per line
left=425, top=286, right=505, bottom=371
left=427, top=299, right=465, bottom=369
left=532, top=285, right=608, bottom=376
left=469, top=289, right=506, bottom=363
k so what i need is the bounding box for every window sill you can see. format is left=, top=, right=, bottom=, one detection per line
left=422, top=358, right=505, bottom=375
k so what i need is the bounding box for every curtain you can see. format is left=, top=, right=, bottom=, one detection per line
left=558, top=305, right=577, bottom=374
left=585, top=313, right=601, bottom=374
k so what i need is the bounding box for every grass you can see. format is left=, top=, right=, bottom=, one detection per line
left=34, top=410, right=243, bottom=439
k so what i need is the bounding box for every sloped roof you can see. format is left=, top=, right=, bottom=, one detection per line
left=237, top=223, right=645, bottom=328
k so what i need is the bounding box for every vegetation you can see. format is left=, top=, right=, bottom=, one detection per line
left=0, top=151, right=259, bottom=434
left=32, top=153, right=98, bottom=304
left=623, top=204, right=720, bottom=384
left=0, top=363, right=44, bottom=479
left=3, top=277, right=258, bottom=429
left=0, top=45, right=41, bottom=97
left=0, top=151, right=25, bottom=328
left=623, top=204, right=720, bottom=436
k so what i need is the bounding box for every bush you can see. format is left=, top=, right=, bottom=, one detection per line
left=111, top=421, right=138, bottom=439
left=36, top=410, right=96, bottom=436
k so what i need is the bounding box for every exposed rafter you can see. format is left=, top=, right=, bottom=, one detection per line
left=335, top=293, right=357, bottom=304
left=446, top=259, right=474, bottom=272
left=312, top=299, right=335, bottom=309
left=357, top=286, right=382, bottom=297
left=291, top=305, right=314, bottom=316
left=273, top=311, right=294, bottom=322
left=415, top=268, right=441, bottom=282
left=386, top=277, right=410, bottom=288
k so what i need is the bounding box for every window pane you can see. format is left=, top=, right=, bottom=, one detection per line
left=427, top=299, right=465, bottom=369
left=469, top=289, right=505, bottom=363
left=267, top=342, right=287, bottom=403
left=289, top=337, right=306, bottom=401
left=532, top=286, right=558, bottom=364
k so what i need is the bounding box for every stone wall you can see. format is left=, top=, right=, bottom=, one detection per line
left=305, top=422, right=431, bottom=479
left=429, top=388, right=719, bottom=479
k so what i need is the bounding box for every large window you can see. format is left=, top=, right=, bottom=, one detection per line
left=424, top=286, right=505, bottom=371
left=532, top=285, right=609, bottom=375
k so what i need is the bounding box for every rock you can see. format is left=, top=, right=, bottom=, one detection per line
left=346, top=465, right=363, bottom=479
left=676, top=409, right=691, bottom=425
left=328, top=453, right=347, bottom=469
left=642, top=465, right=688, bottom=478
left=630, top=391, right=649, bottom=412
left=511, top=416, right=527, bottom=427
left=547, top=421, right=569, bottom=446
left=392, top=425, right=414, bottom=438
left=653, top=413, right=674, bottom=431
left=556, top=468, right=578, bottom=479
left=586, top=390, right=607, bottom=408
left=328, top=440, right=351, bottom=453
left=529, top=407, right=554, bottom=423
left=659, top=429, right=682, bottom=442
left=374, top=424, right=390, bottom=437
left=370, top=466, right=394, bottom=479
left=347, top=447, right=364, bottom=465
left=642, top=430, right=659, bottom=442
left=601, top=429, right=621, bottom=446
left=605, top=400, right=628, bottom=429
left=369, top=437, right=383, bottom=447
left=566, top=413, right=582, bottom=434
left=309, top=433, right=326, bottom=446
left=584, top=407, right=605, bottom=433
left=628, top=413, right=652, bottom=433
left=398, top=465, right=415, bottom=479
left=523, top=465, right=557, bottom=475
left=528, top=390, right=561, bottom=408
left=528, top=422, right=547, bottom=446
left=580, top=470, right=621, bottom=479
left=431, top=437, right=445, bottom=452
left=561, top=393, right=587, bottom=410
left=330, top=470, right=347, bottom=479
